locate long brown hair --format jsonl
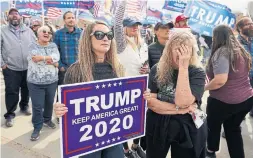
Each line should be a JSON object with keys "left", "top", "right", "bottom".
{"left": 77, "top": 21, "right": 124, "bottom": 82}
{"left": 157, "top": 31, "right": 201, "bottom": 86}
{"left": 207, "top": 25, "right": 251, "bottom": 72}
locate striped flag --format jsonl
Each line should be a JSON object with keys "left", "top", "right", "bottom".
{"left": 125, "top": 0, "right": 147, "bottom": 20}
{"left": 47, "top": 7, "right": 62, "bottom": 19}
{"left": 93, "top": 2, "right": 100, "bottom": 18}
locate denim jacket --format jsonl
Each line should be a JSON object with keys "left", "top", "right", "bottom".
{"left": 237, "top": 35, "right": 253, "bottom": 77}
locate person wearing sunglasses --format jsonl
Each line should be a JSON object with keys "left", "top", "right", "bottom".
{"left": 114, "top": 1, "right": 148, "bottom": 158}
{"left": 27, "top": 25, "right": 60, "bottom": 141}
{"left": 31, "top": 20, "right": 41, "bottom": 37}
{"left": 53, "top": 21, "right": 125, "bottom": 158}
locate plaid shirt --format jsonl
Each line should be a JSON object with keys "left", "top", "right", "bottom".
{"left": 238, "top": 35, "right": 253, "bottom": 77}
{"left": 54, "top": 26, "right": 82, "bottom": 69}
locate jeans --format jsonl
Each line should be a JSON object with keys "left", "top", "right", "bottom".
{"left": 58, "top": 70, "right": 66, "bottom": 85}
{"left": 206, "top": 97, "right": 253, "bottom": 158}
{"left": 28, "top": 82, "right": 58, "bottom": 130}
{"left": 79, "top": 144, "right": 124, "bottom": 158}
{"left": 2, "top": 68, "right": 29, "bottom": 119}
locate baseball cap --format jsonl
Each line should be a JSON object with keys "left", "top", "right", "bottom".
{"left": 175, "top": 15, "right": 189, "bottom": 23}
{"left": 154, "top": 21, "right": 174, "bottom": 31}
{"left": 123, "top": 17, "right": 142, "bottom": 27}
{"left": 8, "top": 8, "right": 19, "bottom": 15}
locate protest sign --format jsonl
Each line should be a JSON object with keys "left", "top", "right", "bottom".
{"left": 163, "top": 0, "right": 187, "bottom": 13}
{"left": 184, "top": 0, "right": 236, "bottom": 37}
{"left": 16, "top": 0, "right": 42, "bottom": 16}
{"left": 58, "top": 75, "right": 148, "bottom": 158}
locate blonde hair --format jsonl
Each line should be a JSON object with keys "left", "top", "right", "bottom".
{"left": 78, "top": 21, "right": 124, "bottom": 82}
{"left": 37, "top": 25, "right": 51, "bottom": 34}
{"left": 157, "top": 31, "right": 201, "bottom": 86}
{"left": 124, "top": 26, "right": 144, "bottom": 51}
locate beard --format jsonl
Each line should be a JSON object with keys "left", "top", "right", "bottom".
{"left": 242, "top": 28, "right": 253, "bottom": 37}
{"left": 10, "top": 19, "right": 20, "bottom": 27}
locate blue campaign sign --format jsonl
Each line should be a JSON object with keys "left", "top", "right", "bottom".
{"left": 43, "top": 0, "right": 94, "bottom": 9}
{"left": 58, "top": 75, "right": 148, "bottom": 158}
{"left": 16, "top": 0, "right": 42, "bottom": 16}
{"left": 163, "top": 0, "right": 187, "bottom": 13}
{"left": 184, "top": 0, "right": 236, "bottom": 37}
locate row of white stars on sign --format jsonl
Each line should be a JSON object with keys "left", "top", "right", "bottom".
{"left": 60, "top": 2, "right": 75, "bottom": 5}
{"left": 95, "top": 81, "right": 122, "bottom": 89}
{"left": 95, "top": 137, "right": 121, "bottom": 147}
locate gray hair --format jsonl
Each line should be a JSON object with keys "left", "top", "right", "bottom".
{"left": 37, "top": 25, "right": 51, "bottom": 34}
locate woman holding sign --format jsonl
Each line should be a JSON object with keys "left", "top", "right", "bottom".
{"left": 114, "top": 1, "right": 149, "bottom": 158}
{"left": 143, "top": 31, "right": 207, "bottom": 158}
{"left": 54, "top": 21, "right": 125, "bottom": 158}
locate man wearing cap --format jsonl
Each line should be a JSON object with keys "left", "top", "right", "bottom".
{"left": 1, "top": 8, "right": 36, "bottom": 127}
{"left": 148, "top": 22, "right": 174, "bottom": 69}
{"left": 31, "top": 20, "right": 41, "bottom": 37}
{"left": 175, "top": 14, "right": 190, "bottom": 28}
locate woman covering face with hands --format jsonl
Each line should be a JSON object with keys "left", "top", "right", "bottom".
{"left": 143, "top": 31, "right": 207, "bottom": 158}
{"left": 54, "top": 21, "right": 125, "bottom": 158}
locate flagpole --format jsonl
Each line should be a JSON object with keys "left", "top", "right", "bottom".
{"left": 42, "top": 0, "right": 45, "bottom": 26}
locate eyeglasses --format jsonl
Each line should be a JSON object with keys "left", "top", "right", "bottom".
{"left": 42, "top": 30, "right": 52, "bottom": 35}
{"left": 90, "top": 31, "right": 114, "bottom": 40}
{"left": 244, "top": 23, "right": 253, "bottom": 27}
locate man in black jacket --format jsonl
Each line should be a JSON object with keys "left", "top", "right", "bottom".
{"left": 148, "top": 22, "right": 174, "bottom": 69}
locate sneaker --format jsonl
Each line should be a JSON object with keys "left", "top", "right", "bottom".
{"left": 206, "top": 149, "right": 216, "bottom": 158}
{"left": 124, "top": 150, "right": 139, "bottom": 158}
{"left": 30, "top": 129, "right": 40, "bottom": 141}
{"left": 44, "top": 120, "right": 56, "bottom": 129}
{"left": 20, "top": 109, "right": 32, "bottom": 116}
{"left": 132, "top": 145, "right": 146, "bottom": 158}
{"left": 222, "top": 131, "right": 226, "bottom": 138}
{"left": 5, "top": 118, "right": 14, "bottom": 127}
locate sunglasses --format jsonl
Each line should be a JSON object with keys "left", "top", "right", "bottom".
{"left": 42, "top": 30, "right": 52, "bottom": 35}
{"left": 90, "top": 31, "right": 114, "bottom": 40}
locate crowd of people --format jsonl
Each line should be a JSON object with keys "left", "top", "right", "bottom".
{"left": 1, "top": 1, "right": 253, "bottom": 158}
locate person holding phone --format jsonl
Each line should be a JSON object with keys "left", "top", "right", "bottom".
{"left": 114, "top": 1, "right": 149, "bottom": 157}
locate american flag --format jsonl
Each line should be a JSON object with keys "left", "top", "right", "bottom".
{"left": 93, "top": 2, "right": 100, "bottom": 18}
{"left": 125, "top": 0, "right": 147, "bottom": 20}
{"left": 47, "top": 7, "right": 62, "bottom": 19}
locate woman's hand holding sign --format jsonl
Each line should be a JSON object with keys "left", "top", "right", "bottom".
{"left": 54, "top": 103, "right": 68, "bottom": 117}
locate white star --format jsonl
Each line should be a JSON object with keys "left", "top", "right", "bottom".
{"left": 108, "top": 83, "right": 112, "bottom": 87}
{"left": 102, "top": 84, "right": 106, "bottom": 88}
{"left": 101, "top": 141, "right": 105, "bottom": 145}
{"left": 118, "top": 81, "right": 122, "bottom": 86}
{"left": 113, "top": 82, "right": 117, "bottom": 86}
{"left": 107, "top": 139, "right": 111, "bottom": 143}
{"left": 117, "top": 136, "right": 121, "bottom": 140}
{"left": 112, "top": 138, "right": 116, "bottom": 142}
{"left": 95, "top": 85, "right": 100, "bottom": 89}
{"left": 95, "top": 143, "right": 99, "bottom": 147}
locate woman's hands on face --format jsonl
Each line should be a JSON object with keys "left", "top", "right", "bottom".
{"left": 177, "top": 44, "right": 191, "bottom": 69}
{"left": 54, "top": 102, "right": 68, "bottom": 118}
